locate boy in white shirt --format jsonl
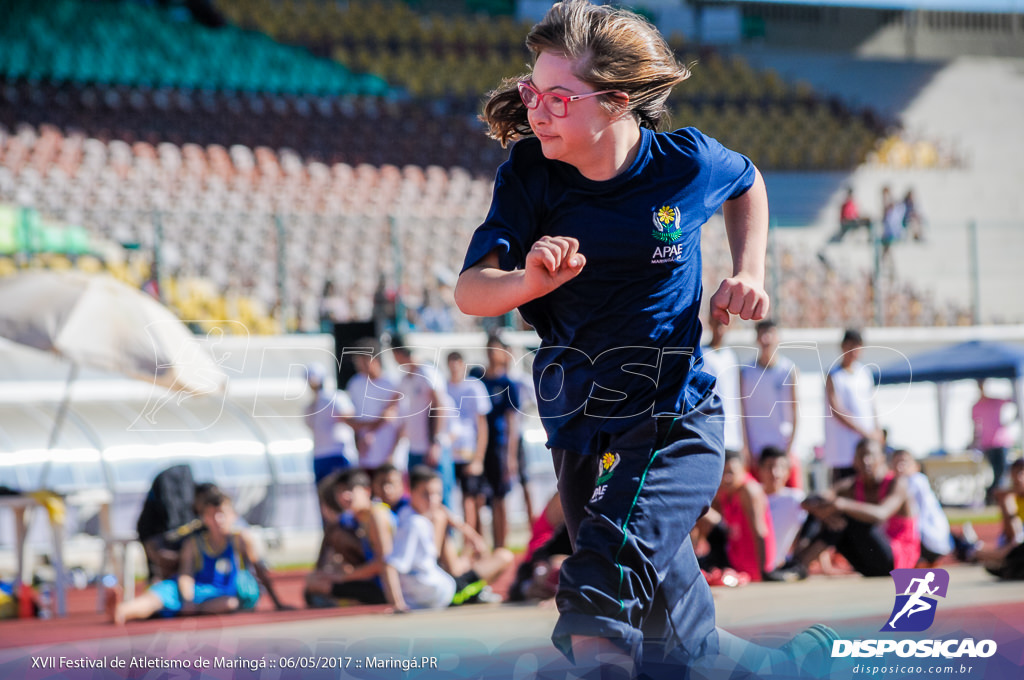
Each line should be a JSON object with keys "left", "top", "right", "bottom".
{"left": 385, "top": 466, "right": 512, "bottom": 611}
{"left": 892, "top": 449, "right": 952, "bottom": 566}
{"left": 759, "top": 446, "right": 807, "bottom": 570}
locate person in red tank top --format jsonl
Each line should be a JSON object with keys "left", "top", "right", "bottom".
{"left": 696, "top": 450, "right": 777, "bottom": 582}
{"left": 773, "top": 438, "right": 918, "bottom": 579}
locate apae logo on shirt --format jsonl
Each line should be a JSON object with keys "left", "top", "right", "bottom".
{"left": 651, "top": 205, "right": 684, "bottom": 263}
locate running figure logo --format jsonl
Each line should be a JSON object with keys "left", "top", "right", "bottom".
{"left": 882, "top": 568, "right": 950, "bottom": 632}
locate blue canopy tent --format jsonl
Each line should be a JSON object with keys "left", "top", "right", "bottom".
{"left": 873, "top": 340, "right": 1024, "bottom": 453}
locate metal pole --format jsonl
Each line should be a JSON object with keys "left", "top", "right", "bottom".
{"left": 872, "top": 220, "right": 883, "bottom": 326}
{"left": 904, "top": 9, "right": 919, "bottom": 60}
{"left": 275, "top": 214, "right": 287, "bottom": 334}
{"left": 390, "top": 215, "right": 408, "bottom": 335}
{"left": 1014, "top": 377, "right": 1024, "bottom": 452}
{"left": 152, "top": 209, "right": 164, "bottom": 303}
{"left": 968, "top": 220, "right": 981, "bottom": 324}
{"left": 768, "top": 218, "right": 780, "bottom": 316}
{"left": 39, "top": 363, "right": 79, "bottom": 489}
{"left": 936, "top": 382, "right": 948, "bottom": 454}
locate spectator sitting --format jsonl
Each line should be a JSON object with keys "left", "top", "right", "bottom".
{"left": 829, "top": 187, "right": 871, "bottom": 243}
{"left": 776, "top": 438, "right": 919, "bottom": 580}
{"left": 758, "top": 446, "right": 807, "bottom": 570}
{"left": 383, "top": 466, "right": 513, "bottom": 611}
{"left": 109, "top": 486, "right": 287, "bottom": 624}
{"left": 421, "top": 486, "right": 515, "bottom": 602}
{"left": 135, "top": 465, "right": 203, "bottom": 583}
{"left": 696, "top": 450, "right": 776, "bottom": 583}
{"left": 995, "top": 458, "right": 1024, "bottom": 547}
{"left": 371, "top": 463, "right": 409, "bottom": 516}
{"left": 891, "top": 449, "right": 952, "bottom": 567}
{"left": 304, "top": 469, "right": 394, "bottom": 608}
{"left": 962, "top": 458, "right": 1024, "bottom": 580}
{"left": 508, "top": 492, "right": 571, "bottom": 603}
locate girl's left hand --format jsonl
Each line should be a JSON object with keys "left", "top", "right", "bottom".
{"left": 709, "top": 274, "right": 769, "bottom": 325}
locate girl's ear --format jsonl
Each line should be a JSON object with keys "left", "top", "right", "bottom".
{"left": 607, "top": 92, "right": 632, "bottom": 119}
{"left": 608, "top": 91, "right": 630, "bottom": 107}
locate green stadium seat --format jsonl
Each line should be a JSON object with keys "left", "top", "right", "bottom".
{"left": 0, "top": 0, "right": 392, "bottom": 98}
{"left": 0, "top": 206, "right": 19, "bottom": 255}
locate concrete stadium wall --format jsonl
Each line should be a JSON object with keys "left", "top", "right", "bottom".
{"left": 730, "top": 4, "right": 1024, "bottom": 58}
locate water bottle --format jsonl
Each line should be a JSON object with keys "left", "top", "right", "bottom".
{"left": 38, "top": 584, "right": 52, "bottom": 619}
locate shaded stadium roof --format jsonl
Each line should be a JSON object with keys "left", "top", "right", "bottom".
{"left": 728, "top": 1, "right": 1023, "bottom": 13}
{"left": 873, "top": 340, "right": 1024, "bottom": 385}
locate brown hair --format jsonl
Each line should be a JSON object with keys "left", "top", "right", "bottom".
{"left": 194, "top": 483, "right": 229, "bottom": 512}
{"left": 481, "top": 0, "right": 690, "bottom": 147}
{"left": 409, "top": 464, "right": 441, "bottom": 491}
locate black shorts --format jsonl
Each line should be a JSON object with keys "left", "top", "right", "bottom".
{"left": 482, "top": 441, "right": 510, "bottom": 500}
{"left": 516, "top": 438, "right": 529, "bottom": 485}
{"left": 831, "top": 466, "right": 857, "bottom": 484}
{"left": 803, "top": 515, "right": 894, "bottom": 577}
{"left": 454, "top": 463, "right": 487, "bottom": 497}
{"left": 304, "top": 579, "right": 386, "bottom": 607}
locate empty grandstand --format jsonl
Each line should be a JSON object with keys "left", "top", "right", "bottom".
{"left": 3, "top": 0, "right": 1002, "bottom": 332}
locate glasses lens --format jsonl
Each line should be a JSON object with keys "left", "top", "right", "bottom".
{"left": 519, "top": 83, "right": 538, "bottom": 109}
{"left": 548, "top": 95, "right": 567, "bottom": 117}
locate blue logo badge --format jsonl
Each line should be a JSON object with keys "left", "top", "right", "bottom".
{"left": 882, "top": 568, "right": 949, "bottom": 632}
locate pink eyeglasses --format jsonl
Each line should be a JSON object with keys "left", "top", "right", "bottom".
{"left": 517, "top": 80, "right": 619, "bottom": 118}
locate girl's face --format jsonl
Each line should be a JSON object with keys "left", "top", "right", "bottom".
{"left": 526, "top": 52, "right": 620, "bottom": 171}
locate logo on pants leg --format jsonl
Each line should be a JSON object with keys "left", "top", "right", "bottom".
{"left": 596, "top": 452, "right": 621, "bottom": 485}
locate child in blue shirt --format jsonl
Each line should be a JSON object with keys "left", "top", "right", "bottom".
{"left": 455, "top": 2, "right": 835, "bottom": 677}
{"left": 110, "top": 486, "right": 285, "bottom": 624}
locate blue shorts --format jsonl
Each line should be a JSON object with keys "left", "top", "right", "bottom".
{"left": 149, "top": 575, "right": 259, "bottom": 616}
{"left": 551, "top": 391, "right": 725, "bottom": 668}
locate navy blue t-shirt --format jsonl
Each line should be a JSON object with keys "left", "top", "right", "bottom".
{"left": 461, "top": 127, "right": 755, "bottom": 456}
{"left": 480, "top": 373, "right": 521, "bottom": 451}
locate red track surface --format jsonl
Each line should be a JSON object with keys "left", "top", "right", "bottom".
{"left": 0, "top": 521, "right": 1007, "bottom": 651}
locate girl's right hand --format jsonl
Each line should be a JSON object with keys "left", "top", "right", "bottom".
{"left": 524, "top": 236, "right": 586, "bottom": 296}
